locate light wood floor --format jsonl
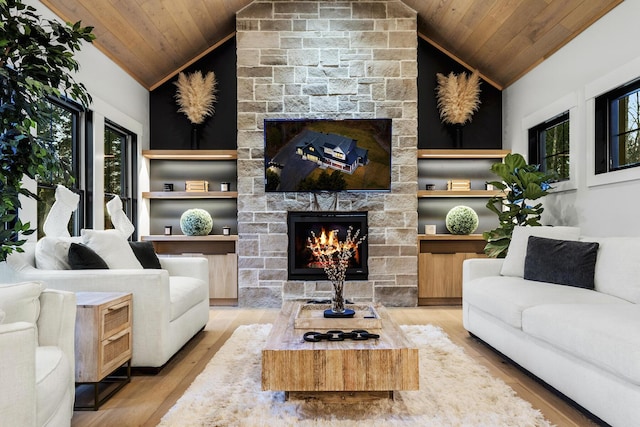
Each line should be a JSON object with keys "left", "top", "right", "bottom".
{"left": 71, "top": 306, "right": 604, "bottom": 427}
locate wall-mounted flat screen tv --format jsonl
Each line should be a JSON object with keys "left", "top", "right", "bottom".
{"left": 264, "top": 118, "right": 392, "bottom": 192}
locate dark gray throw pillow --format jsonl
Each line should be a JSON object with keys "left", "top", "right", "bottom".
{"left": 524, "top": 236, "right": 599, "bottom": 289}
{"left": 68, "top": 243, "right": 109, "bottom": 270}
{"left": 129, "top": 241, "right": 162, "bottom": 269}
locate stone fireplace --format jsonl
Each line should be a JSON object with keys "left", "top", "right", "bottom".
{"left": 236, "top": 1, "right": 418, "bottom": 307}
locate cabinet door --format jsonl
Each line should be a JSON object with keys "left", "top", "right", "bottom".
{"left": 418, "top": 252, "right": 486, "bottom": 301}
{"left": 206, "top": 253, "right": 238, "bottom": 300}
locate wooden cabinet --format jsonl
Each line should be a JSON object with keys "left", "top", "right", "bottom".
{"left": 74, "top": 292, "right": 132, "bottom": 410}
{"left": 418, "top": 235, "right": 486, "bottom": 305}
{"left": 417, "top": 150, "right": 508, "bottom": 305}
{"left": 142, "top": 235, "right": 238, "bottom": 306}
{"left": 141, "top": 149, "right": 239, "bottom": 305}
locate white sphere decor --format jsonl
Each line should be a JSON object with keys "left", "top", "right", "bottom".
{"left": 445, "top": 205, "right": 479, "bottom": 235}
{"left": 180, "top": 208, "right": 213, "bottom": 236}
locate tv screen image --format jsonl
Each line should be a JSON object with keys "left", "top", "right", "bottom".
{"left": 264, "top": 118, "right": 392, "bottom": 192}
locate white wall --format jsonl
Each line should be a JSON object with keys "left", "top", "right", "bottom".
{"left": 20, "top": 1, "right": 150, "bottom": 236}
{"left": 503, "top": 0, "right": 640, "bottom": 237}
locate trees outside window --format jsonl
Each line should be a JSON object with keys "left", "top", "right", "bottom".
{"left": 528, "top": 111, "right": 570, "bottom": 182}
{"left": 595, "top": 78, "right": 640, "bottom": 174}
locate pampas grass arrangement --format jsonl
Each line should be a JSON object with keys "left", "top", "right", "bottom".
{"left": 174, "top": 71, "right": 217, "bottom": 124}
{"left": 435, "top": 70, "right": 481, "bottom": 125}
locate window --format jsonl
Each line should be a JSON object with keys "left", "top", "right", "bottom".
{"left": 104, "top": 120, "right": 137, "bottom": 238}
{"left": 528, "top": 111, "right": 570, "bottom": 182}
{"left": 36, "top": 98, "right": 84, "bottom": 238}
{"left": 595, "top": 78, "right": 640, "bottom": 174}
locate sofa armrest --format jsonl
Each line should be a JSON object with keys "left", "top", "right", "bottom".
{"left": 0, "top": 322, "right": 37, "bottom": 426}
{"left": 159, "top": 256, "right": 209, "bottom": 284}
{"left": 462, "top": 258, "right": 504, "bottom": 284}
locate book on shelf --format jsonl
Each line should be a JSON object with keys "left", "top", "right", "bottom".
{"left": 447, "top": 179, "right": 471, "bottom": 191}
{"left": 185, "top": 180, "right": 209, "bottom": 192}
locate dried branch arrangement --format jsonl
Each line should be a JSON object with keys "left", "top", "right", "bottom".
{"left": 174, "top": 71, "right": 218, "bottom": 124}
{"left": 435, "top": 70, "right": 481, "bottom": 125}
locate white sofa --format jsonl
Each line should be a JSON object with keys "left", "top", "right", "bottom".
{"left": 463, "top": 227, "right": 640, "bottom": 427}
{"left": 0, "top": 282, "right": 76, "bottom": 427}
{"left": 3, "top": 243, "right": 210, "bottom": 369}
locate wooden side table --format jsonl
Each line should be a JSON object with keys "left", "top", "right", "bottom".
{"left": 74, "top": 292, "right": 132, "bottom": 410}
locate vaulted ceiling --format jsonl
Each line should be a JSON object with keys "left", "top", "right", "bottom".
{"left": 40, "top": 0, "right": 623, "bottom": 91}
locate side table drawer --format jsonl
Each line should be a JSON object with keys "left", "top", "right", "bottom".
{"left": 100, "top": 328, "right": 132, "bottom": 379}
{"left": 101, "top": 300, "right": 131, "bottom": 340}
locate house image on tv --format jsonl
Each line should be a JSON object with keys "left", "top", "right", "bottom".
{"left": 294, "top": 130, "right": 369, "bottom": 174}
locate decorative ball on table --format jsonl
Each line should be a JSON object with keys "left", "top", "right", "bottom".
{"left": 445, "top": 205, "right": 479, "bottom": 235}
{"left": 179, "top": 208, "right": 213, "bottom": 236}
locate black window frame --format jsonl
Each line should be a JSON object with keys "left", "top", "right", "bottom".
{"left": 36, "top": 96, "right": 86, "bottom": 237}
{"left": 103, "top": 119, "right": 138, "bottom": 240}
{"left": 595, "top": 77, "right": 640, "bottom": 174}
{"left": 528, "top": 110, "right": 570, "bottom": 182}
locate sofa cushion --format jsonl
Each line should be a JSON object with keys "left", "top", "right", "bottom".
{"left": 81, "top": 229, "right": 143, "bottom": 270}
{"left": 522, "top": 304, "right": 640, "bottom": 385}
{"left": 0, "top": 308, "right": 5, "bottom": 324}
{"left": 35, "top": 346, "right": 71, "bottom": 427}
{"left": 501, "top": 226, "right": 581, "bottom": 278}
{"left": 463, "top": 276, "right": 627, "bottom": 329}
{"left": 169, "top": 277, "right": 209, "bottom": 322}
{"left": 35, "top": 236, "right": 82, "bottom": 270}
{"left": 583, "top": 237, "right": 640, "bottom": 303}
{"left": 129, "top": 241, "right": 162, "bottom": 269}
{"left": 68, "top": 243, "right": 109, "bottom": 270}
{"left": 524, "top": 236, "right": 599, "bottom": 289}
{"left": 0, "top": 282, "right": 44, "bottom": 326}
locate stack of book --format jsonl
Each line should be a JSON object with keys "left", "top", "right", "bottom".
{"left": 447, "top": 179, "right": 471, "bottom": 191}
{"left": 185, "top": 180, "right": 209, "bottom": 192}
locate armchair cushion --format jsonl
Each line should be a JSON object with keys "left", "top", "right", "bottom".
{"left": 36, "top": 346, "right": 71, "bottom": 427}
{"left": 0, "top": 282, "right": 44, "bottom": 325}
{"left": 81, "top": 229, "right": 143, "bottom": 269}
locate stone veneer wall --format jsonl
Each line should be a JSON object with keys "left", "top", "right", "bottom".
{"left": 236, "top": 0, "right": 418, "bottom": 307}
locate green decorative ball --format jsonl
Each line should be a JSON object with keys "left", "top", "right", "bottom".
{"left": 445, "top": 205, "right": 479, "bottom": 235}
{"left": 180, "top": 208, "right": 213, "bottom": 236}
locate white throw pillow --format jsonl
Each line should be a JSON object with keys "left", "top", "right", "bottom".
{"left": 0, "top": 282, "right": 44, "bottom": 325}
{"left": 81, "top": 229, "right": 143, "bottom": 270}
{"left": 500, "top": 225, "right": 581, "bottom": 278}
{"left": 35, "top": 236, "right": 83, "bottom": 270}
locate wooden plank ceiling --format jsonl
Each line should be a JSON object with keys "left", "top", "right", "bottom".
{"left": 40, "top": 0, "right": 623, "bottom": 91}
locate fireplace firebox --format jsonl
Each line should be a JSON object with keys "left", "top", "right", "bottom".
{"left": 287, "top": 211, "right": 368, "bottom": 281}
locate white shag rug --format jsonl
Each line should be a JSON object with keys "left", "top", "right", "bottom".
{"left": 159, "top": 324, "right": 552, "bottom": 427}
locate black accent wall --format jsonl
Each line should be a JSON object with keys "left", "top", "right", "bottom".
{"left": 150, "top": 37, "right": 237, "bottom": 150}
{"left": 417, "top": 37, "right": 502, "bottom": 149}
{"left": 150, "top": 36, "right": 501, "bottom": 151}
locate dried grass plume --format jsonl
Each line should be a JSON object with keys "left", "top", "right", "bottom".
{"left": 436, "top": 70, "right": 481, "bottom": 125}
{"left": 174, "top": 71, "right": 218, "bottom": 125}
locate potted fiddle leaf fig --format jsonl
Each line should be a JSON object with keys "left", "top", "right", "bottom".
{"left": 0, "top": 0, "right": 95, "bottom": 261}
{"left": 483, "top": 153, "right": 555, "bottom": 258}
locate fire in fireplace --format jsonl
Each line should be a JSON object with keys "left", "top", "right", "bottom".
{"left": 287, "top": 211, "right": 368, "bottom": 280}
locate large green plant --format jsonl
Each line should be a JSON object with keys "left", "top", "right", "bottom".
{"left": 483, "top": 153, "right": 555, "bottom": 258}
{"left": 0, "top": 0, "right": 94, "bottom": 261}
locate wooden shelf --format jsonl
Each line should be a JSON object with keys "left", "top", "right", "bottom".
{"left": 142, "top": 150, "right": 237, "bottom": 160}
{"left": 142, "top": 191, "right": 238, "bottom": 199}
{"left": 418, "top": 234, "right": 485, "bottom": 241}
{"left": 141, "top": 235, "right": 238, "bottom": 242}
{"left": 418, "top": 190, "right": 502, "bottom": 198}
{"left": 417, "top": 149, "right": 510, "bottom": 159}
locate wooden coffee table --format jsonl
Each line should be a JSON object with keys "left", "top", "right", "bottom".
{"left": 262, "top": 302, "right": 419, "bottom": 400}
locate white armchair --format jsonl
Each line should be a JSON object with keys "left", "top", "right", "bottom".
{"left": 0, "top": 283, "right": 76, "bottom": 427}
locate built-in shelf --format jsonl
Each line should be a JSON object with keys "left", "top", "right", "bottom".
{"left": 141, "top": 235, "right": 238, "bottom": 242}
{"left": 418, "top": 149, "right": 510, "bottom": 159}
{"left": 142, "top": 191, "right": 238, "bottom": 199}
{"left": 418, "top": 190, "right": 503, "bottom": 198}
{"left": 142, "top": 150, "right": 237, "bottom": 160}
{"left": 418, "top": 234, "right": 485, "bottom": 240}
